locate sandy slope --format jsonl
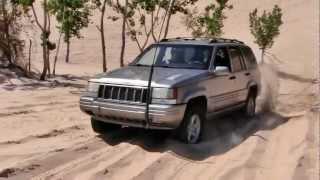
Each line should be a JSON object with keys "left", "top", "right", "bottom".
{"left": 0, "top": 0, "right": 319, "bottom": 179}
{"left": 0, "top": 83, "right": 317, "bottom": 180}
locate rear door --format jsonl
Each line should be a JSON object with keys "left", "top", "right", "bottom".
{"left": 228, "top": 46, "right": 249, "bottom": 104}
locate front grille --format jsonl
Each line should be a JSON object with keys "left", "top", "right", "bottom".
{"left": 98, "top": 85, "right": 149, "bottom": 103}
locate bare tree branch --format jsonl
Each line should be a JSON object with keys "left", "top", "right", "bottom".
{"left": 125, "top": 20, "right": 143, "bottom": 52}
{"left": 96, "top": 25, "right": 101, "bottom": 32}
{"left": 163, "top": 0, "right": 175, "bottom": 39}
{"left": 31, "top": 4, "right": 44, "bottom": 31}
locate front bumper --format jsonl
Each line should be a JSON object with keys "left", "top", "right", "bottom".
{"left": 80, "top": 97, "right": 186, "bottom": 129}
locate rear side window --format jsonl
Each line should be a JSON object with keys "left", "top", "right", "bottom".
{"left": 228, "top": 46, "right": 244, "bottom": 72}
{"left": 241, "top": 46, "right": 257, "bottom": 69}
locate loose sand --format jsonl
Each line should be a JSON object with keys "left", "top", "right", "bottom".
{"left": 0, "top": 0, "right": 319, "bottom": 179}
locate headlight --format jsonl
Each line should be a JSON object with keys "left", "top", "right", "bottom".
{"left": 152, "top": 88, "right": 177, "bottom": 99}
{"left": 87, "top": 82, "right": 99, "bottom": 93}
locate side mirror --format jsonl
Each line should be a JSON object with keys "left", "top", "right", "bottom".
{"left": 213, "top": 66, "right": 230, "bottom": 76}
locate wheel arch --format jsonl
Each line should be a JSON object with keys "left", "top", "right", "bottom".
{"left": 247, "top": 82, "right": 258, "bottom": 98}
{"left": 185, "top": 96, "right": 208, "bottom": 114}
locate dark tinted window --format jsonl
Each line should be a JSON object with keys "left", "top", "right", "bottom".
{"left": 241, "top": 46, "right": 257, "bottom": 69}
{"left": 229, "top": 46, "right": 244, "bottom": 72}
{"left": 213, "top": 47, "right": 231, "bottom": 72}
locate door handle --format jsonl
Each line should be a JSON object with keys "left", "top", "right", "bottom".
{"left": 245, "top": 72, "right": 251, "bottom": 76}
{"left": 229, "top": 76, "right": 236, "bottom": 80}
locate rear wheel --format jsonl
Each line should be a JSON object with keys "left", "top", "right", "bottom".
{"left": 244, "top": 92, "right": 256, "bottom": 118}
{"left": 177, "top": 106, "right": 204, "bottom": 144}
{"left": 91, "top": 117, "right": 121, "bottom": 134}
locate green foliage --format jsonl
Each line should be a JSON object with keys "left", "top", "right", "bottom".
{"left": 184, "top": 0, "right": 232, "bottom": 38}
{"left": 48, "top": 0, "right": 91, "bottom": 42}
{"left": 132, "top": 0, "right": 197, "bottom": 14}
{"left": 91, "top": 0, "right": 104, "bottom": 7}
{"left": 11, "top": 0, "right": 35, "bottom": 13}
{"left": 110, "top": 0, "right": 198, "bottom": 47}
{"left": 249, "top": 5, "right": 283, "bottom": 50}
{"left": 12, "top": 0, "right": 35, "bottom": 7}
{"left": 128, "top": 0, "right": 198, "bottom": 24}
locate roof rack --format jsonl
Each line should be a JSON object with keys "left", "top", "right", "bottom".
{"left": 160, "top": 37, "right": 197, "bottom": 42}
{"left": 209, "top": 38, "right": 244, "bottom": 44}
{"left": 160, "top": 37, "right": 244, "bottom": 44}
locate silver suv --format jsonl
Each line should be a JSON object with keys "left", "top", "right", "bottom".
{"left": 80, "top": 38, "right": 261, "bottom": 144}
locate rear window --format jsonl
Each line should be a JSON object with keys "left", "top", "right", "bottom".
{"left": 229, "top": 46, "right": 245, "bottom": 72}
{"left": 241, "top": 46, "right": 257, "bottom": 69}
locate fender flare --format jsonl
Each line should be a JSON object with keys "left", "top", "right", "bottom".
{"left": 181, "top": 87, "right": 207, "bottom": 104}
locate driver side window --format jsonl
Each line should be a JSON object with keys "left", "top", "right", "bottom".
{"left": 213, "top": 47, "right": 231, "bottom": 72}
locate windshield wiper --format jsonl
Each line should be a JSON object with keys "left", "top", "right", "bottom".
{"left": 154, "top": 65, "right": 179, "bottom": 68}
{"left": 133, "top": 63, "right": 150, "bottom": 67}
{"left": 155, "top": 65, "right": 201, "bottom": 69}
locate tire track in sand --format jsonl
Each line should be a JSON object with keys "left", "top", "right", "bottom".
{"left": 3, "top": 128, "right": 137, "bottom": 180}
{"left": 131, "top": 115, "right": 262, "bottom": 180}
{"left": 292, "top": 111, "right": 319, "bottom": 180}
{"left": 217, "top": 113, "right": 308, "bottom": 180}
{"left": 62, "top": 146, "right": 166, "bottom": 180}
{"left": 31, "top": 141, "right": 135, "bottom": 180}
{"left": 46, "top": 131, "right": 170, "bottom": 180}
{"left": 0, "top": 101, "right": 77, "bottom": 118}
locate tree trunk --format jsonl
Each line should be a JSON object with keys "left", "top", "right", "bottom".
{"left": 46, "top": 12, "right": 51, "bottom": 77}
{"left": 40, "top": 40, "right": 48, "bottom": 80}
{"left": 261, "top": 48, "right": 265, "bottom": 64}
{"left": 53, "top": 32, "right": 62, "bottom": 76}
{"left": 100, "top": 0, "right": 107, "bottom": 72}
{"left": 163, "top": 0, "right": 175, "bottom": 39}
{"left": 1, "top": 0, "right": 12, "bottom": 65}
{"left": 28, "top": 39, "right": 32, "bottom": 73}
{"left": 40, "top": 0, "right": 48, "bottom": 81}
{"left": 120, "top": 0, "right": 127, "bottom": 67}
{"left": 65, "top": 39, "right": 70, "bottom": 63}
{"left": 47, "top": 44, "right": 51, "bottom": 77}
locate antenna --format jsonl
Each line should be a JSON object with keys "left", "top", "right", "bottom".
{"left": 144, "top": 45, "right": 158, "bottom": 129}
{"left": 145, "top": 0, "right": 174, "bottom": 128}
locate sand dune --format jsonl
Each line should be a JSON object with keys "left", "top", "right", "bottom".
{"left": 0, "top": 0, "right": 319, "bottom": 179}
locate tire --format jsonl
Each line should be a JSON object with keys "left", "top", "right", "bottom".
{"left": 91, "top": 117, "right": 121, "bottom": 134}
{"left": 177, "top": 106, "right": 204, "bottom": 144}
{"left": 244, "top": 92, "right": 256, "bottom": 118}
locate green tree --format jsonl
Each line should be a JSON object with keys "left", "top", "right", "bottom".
{"left": 111, "top": 0, "right": 198, "bottom": 54}
{"left": 48, "top": 0, "right": 91, "bottom": 63}
{"left": 112, "top": 0, "right": 128, "bottom": 67}
{"left": 184, "top": 0, "right": 233, "bottom": 38}
{"left": 15, "top": 0, "right": 55, "bottom": 80}
{"left": 249, "top": 5, "right": 283, "bottom": 64}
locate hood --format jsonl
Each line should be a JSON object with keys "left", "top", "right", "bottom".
{"left": 91, "top": 66, "right": 208, "bottom": 88}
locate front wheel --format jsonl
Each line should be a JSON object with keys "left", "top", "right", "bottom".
{"left": 177, "top": 107, "right": 204, "bottom": 144}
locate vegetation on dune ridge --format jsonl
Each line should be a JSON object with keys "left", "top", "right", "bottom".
{"left": 48, "top": 0, "right": 91, "bottom": 64}
{"left": 0, "top": 0, "right": 283, "bottom": 81}
{"left": 249, "top": 5, "right": 283, "bottom": 64}
{"left": 184, "top": 0, "right": 233, "bottom": 38}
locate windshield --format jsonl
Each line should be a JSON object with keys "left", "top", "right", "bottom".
{"left": 131, "top": 44, "right": 213, "bottom": 69}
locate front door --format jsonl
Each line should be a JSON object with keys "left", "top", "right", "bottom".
{"left": 207, "top": 46, "right": 238, "bottom": 112}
